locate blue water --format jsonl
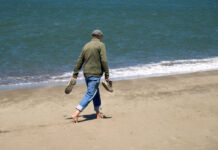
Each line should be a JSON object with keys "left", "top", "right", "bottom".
{"left": 0, "top": 0, "right": 218, "bottom": 89}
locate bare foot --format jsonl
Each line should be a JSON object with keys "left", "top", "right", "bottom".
{"left": 72, "top": 115, "right": 78, "bottom": 123}
{"left": 96, "top": 112, "right": 103, "bottom": 119}
{"left": 72, "top": 110, "right": 80, "bottom": 123}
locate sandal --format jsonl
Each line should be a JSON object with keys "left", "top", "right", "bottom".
{"left": 65, "top": 78, "right": 76, "bottom": 94}
{"left": 102, "top": 80, "right": 113, "bottom": 92}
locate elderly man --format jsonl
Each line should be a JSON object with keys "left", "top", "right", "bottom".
{"left": 71, "top": 29, "right": 110, "bottom": 123}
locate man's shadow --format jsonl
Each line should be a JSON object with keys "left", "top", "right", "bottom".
{"left": 66, "top": 113, "right": 112, "bottom": 123}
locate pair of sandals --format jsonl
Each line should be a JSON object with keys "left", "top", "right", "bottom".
{"left": 64, "top": 78, "right": 77, "bottom": 94}
{"left": 65, "top": 78, "right": 113, "bottom": 94}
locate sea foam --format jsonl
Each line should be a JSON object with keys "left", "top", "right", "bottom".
{"left": 1, "top": 57, "right": 218, "bottom": 90}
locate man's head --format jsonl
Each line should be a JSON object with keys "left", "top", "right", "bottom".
{"left": 92, "top": 29, "right": 103, "bottom": 41}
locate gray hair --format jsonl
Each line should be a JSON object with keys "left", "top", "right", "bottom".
{"left": 92, "top": 29, "right": 103, "bottom": 36}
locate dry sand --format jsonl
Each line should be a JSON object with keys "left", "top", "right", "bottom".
{"left": 0, "top": 70, "right": 218, "bottom": 150}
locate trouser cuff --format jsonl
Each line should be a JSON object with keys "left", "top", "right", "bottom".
{"left": 76, "top": 105, "right": 83, "bottom": 111}
{"left": 94, "top": 106, "right": 102, "bottom": 111}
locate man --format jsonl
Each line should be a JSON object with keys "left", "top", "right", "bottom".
{"left": 71, "top": 29, "right": 110, "bottom": 123}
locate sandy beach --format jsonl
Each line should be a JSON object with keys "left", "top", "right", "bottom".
{"left": 0, "top": 70, "right": 218, "bottom": 150}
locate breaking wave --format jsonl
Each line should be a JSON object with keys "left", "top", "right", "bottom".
{"left": 1, "top": 57, "right": 218, "bottom": 90}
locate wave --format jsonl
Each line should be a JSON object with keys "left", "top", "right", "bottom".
{"left": 109, "top": 57, "right": 218, "bottom": 79}
{"left": 1, "top": 57, "right": 218, "bottom": 90}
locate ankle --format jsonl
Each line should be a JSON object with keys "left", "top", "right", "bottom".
{"left": 96, "top": 111, "right": 101, "bottom": 115}
{"left": 96, "top": 111, "right": 103, "bottom": 119}
{"left": 73, "top": 110, "right": 81, "bottom": 117}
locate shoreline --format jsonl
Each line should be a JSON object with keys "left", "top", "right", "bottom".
{"left": 1, "top": 70, "right": 218, "bottom": 150}
{"left": 1, "top": 69, "right": 218, "bottom": 92}
{"left": 1, "top": 56, "right": 218, "bottom": 91}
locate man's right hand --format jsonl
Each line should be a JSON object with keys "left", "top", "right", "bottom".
{"left": 72, "top": 77, "right": 77, "bottom": 81}
{"left": 105, "top": 78, "right": 110, "bottom": 82}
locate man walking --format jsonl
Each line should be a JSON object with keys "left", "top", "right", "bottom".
{"left": 71, "top": 29, "right": 109, "bottom": 123}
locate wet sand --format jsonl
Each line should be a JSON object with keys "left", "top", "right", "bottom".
{"left": 0, "top": 70, "right": 218, "bottom": 150}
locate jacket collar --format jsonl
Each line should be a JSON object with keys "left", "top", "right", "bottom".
{"left": 91, "top": 37, "right": 100, "bottom": 41}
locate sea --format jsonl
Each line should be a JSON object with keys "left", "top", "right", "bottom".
{"left": 0, "top": 0, "right": 218, "bottom": 90}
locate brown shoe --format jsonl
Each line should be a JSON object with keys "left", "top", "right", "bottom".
{"left": 65, "top": 78, "right": 76, "bottom": 94}
{"left": 102, "top": 80, "right": 113, "bottom": 92}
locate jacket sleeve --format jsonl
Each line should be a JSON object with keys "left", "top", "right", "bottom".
{"left": 73, "top": 49, "right": 84, "bottom": 78}
{"left": 100, "top": 43, "right": 109, "bottom": 79}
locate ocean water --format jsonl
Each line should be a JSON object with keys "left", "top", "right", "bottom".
{"left": 0, "top": 0, "right": 218, "bottom": 90}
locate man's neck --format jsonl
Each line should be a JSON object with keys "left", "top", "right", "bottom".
{"left": 92, "top": 37, "right": 100, "bottom": 41}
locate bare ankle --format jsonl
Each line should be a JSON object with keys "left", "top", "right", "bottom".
{"left": 72, "top": 110, "right": 81, "bottom": 123}
{"left": 72, "top": 115, "right": 78, "bottom": 123}
{"left": 96, "top": 111, "right": 103, "bottom": 119}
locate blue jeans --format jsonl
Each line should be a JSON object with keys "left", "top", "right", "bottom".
{"left": 76, "top": 76, "right": 102, "bottom": 112}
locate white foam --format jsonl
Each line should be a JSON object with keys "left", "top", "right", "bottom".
{"left": 40, "top": 57, "right": 218, "bottom": 82}
{"left": 1, "top": 57, "right": 218, "bottom": 90}
{"left": 109, "top": 57, "right": 218, "bottom": 79}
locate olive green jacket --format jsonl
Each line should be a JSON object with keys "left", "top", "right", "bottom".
{"left": 73, "top": 37, "right": 109, "bottom": 79}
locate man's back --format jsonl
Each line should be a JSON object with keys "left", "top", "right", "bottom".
{"left": 73, "top": 37, "right": 109, "bottom": 79}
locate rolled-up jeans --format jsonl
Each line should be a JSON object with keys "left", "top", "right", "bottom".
{"left": 76, "top": 76, "right": 102, "bottom": 112}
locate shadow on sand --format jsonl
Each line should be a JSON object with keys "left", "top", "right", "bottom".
{"left": 66, "top": 113, "right": 112, "bottom": 123}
